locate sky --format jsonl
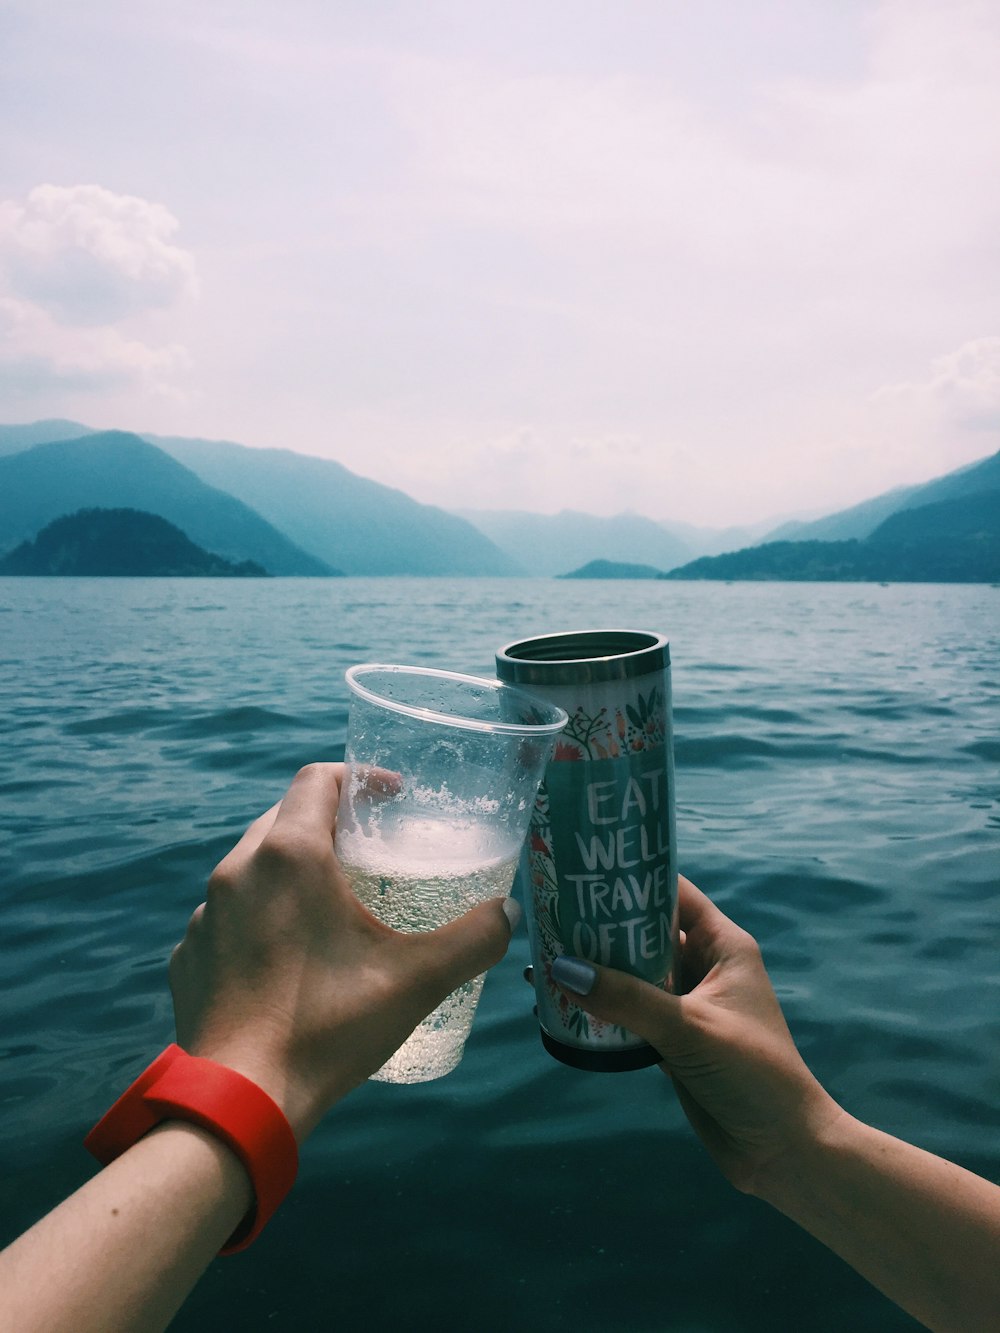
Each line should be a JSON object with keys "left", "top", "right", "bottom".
{"left": 1, "top": 0, "right": 999, "bottom": 527}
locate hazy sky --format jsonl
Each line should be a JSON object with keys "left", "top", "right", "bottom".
{"left": 2, "top": 1, "right": 998, "bottom": 526}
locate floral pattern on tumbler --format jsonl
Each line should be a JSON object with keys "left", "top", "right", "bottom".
{"left": 497, "top": 631, "right": 678, "bottom": 1072}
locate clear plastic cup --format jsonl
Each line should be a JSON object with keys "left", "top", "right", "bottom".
{"left": 337, "top": 664, "right": 568, "bottom": 1083}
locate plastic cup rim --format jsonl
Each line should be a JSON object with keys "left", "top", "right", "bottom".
{"left": 345, "top": 663, "right": 569, "bottom": 736}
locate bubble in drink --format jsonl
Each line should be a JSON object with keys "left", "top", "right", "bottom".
{"left": 338, "top": 821, "right": 520, "bottom": 1083}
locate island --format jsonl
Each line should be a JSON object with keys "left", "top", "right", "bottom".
{"left": 558, "top": 559, "right": 664, "bottom": 580}
{"left": 0, "top": 508, "right": 270, "bottom": 577}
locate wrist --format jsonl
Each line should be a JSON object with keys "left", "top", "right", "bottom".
{"left": 752, "top": 1095, "right": 856, "bottom": 1211}
{"left": 183, "top": 1038, "right": 321, "bottom": 1144}
{"left": 147, "top": 1117, "right": 255, "bottom": 1213}
{"left": 85, "top": 1045, "right": 299, "bottom": 1252}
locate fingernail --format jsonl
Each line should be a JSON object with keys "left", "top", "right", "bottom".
{"left": 551, "top": 955, "right": 597, "bottom": 996}
{"left": 501, "top": 897, "right": 522, "bottom": 933}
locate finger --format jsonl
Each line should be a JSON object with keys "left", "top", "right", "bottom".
{"left": 169, "top": 901, "right": 205, "bottom": 981}
{"left": 675, "top": 875, "right": 750, "bottom": 987}
{"left": 270, "top": 762, "right": 345, "bottom": 836}
{"left": 332, "top": 766, "right": 403, "bottom": 855}
{"left": 355, "top": 765, "right": 403, "bottom": 798}
{"left": 550, "top": 956, "right": 683, "bottom": 1058}
{"left": 236, "top": 802, "right": 282, "bottom": 855}
{"left": 413, "top": 897, "right": 518, "bottom": 996}
{"left": 208, "top": 801, "right": 281, "bottom": 884}
{"left": 677, "top": 875, "right": 732, "bottom": 936}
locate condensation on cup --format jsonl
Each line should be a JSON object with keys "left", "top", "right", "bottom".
{"left": 496, "top": 630, "right": 679, "bottom": 1072}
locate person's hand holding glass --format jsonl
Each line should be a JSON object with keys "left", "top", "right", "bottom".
{"left": 336, "top": 665, "right": 567, "bottom": 1083}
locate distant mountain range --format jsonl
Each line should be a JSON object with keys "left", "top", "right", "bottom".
{"left": 0, "top": 424, "right": 512, "bottom": 576}
{"left": 455, "top": 508, "right": 692, "bottom": 575}
{"left": 455, "top": 506, "right": 780, "bottom": 575}
{"left": 0, "top": 419, "right": 997, "bottom": 581}
{"left": 661, "top": 458, "right": 1000, "bottom": 583}
{"left": 765, "top": 450, "right": 1000, "bottom": 544}
{"left": 0, "top": 507, "right": 269, "bottom": 577}
{"left": 0, "top": 420, "right": 795, "bottom": 575}
{"left": 148, "top": 434, "right": 517, "bottom": 576}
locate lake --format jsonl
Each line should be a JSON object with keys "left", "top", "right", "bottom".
{"left": 1, "top": 577, "right": 998, "bottom": 1332}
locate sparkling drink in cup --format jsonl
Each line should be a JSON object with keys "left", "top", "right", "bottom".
{"left": 336, "top": 664, "right": 568, "bottom": 1084}
{"left": 496, "top": 630, "right": 679, "bottom": 1072}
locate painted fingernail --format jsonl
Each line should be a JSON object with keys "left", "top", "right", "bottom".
{"left": 551, "top": 955, "right": 597, "bottom": 996}
{"left": 501, "top": 897, "right": 522, "bottom": 932}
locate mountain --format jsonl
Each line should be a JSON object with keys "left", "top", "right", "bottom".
{"left": 559, "top": 559, "right": 663, "bottom": 579}
{"left": 662, "top": 488, "right": 1000, "bottom": 583}
{"left": 764, "top": 451, "right": 1000, "bottom": 543}
{"left": 0, "top": 419, "right": 96, "bottom": 455}
{"left": 456, "top": 507, "right": 805, "bottom": 572}
{"left": 867, "top": 490, "right": 1000, "bottom": 571}
{"left": 455, "top": 508, "right": 693, "bottom": 577}
{"left": 0, "top": 432, "right": 335, "bottom": 575}
{"left": 0, "top": 508, "right": 269, "bottom": 576}
{"left": 656, "top": 514, "right": 811, "bottom": 557}
{"left": 4, "top": 420, "right": 997, "bottom": 578}
{"left": 148, "top": 435, "right": 520, "bottom": 577}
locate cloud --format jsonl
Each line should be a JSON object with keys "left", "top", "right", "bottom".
{"left": 0, "top": 184, "right": 198, "bottom": 324}
{"left": 0, "top": 184, "right": 197, "bottom": 393}
{"left": 0, "top": 295, "right": 192, "bottom": 392}
{"left": 873, "top": 336, "right": 1000, "bottom": 434}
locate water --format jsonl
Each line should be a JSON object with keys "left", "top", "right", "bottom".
{"left": 1, "top": 577, "right": 997, "bottom": 1331}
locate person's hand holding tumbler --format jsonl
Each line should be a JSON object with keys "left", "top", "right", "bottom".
{"left": 549, "top": 875, "right": 1000, "bottom": 1333}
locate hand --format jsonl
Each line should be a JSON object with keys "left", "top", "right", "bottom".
{"left": 550, "top": 875, "right": 844, "bottom": 1196}
{"left": 169, "top": 763, "right": 516, "bottom": 1142}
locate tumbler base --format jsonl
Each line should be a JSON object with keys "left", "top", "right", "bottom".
{"left": 540, "top": 1027, "right": 662, "bottom": 1072}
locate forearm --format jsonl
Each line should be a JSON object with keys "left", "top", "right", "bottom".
{"left": 759, "top": 1112, "right": 1000, "bottom": 1333}
{"left": 0, "top": 1122, "right": 253, "bottom": 1333}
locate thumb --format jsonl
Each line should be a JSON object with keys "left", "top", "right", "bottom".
{"left": 415, "top": 896, "right": 520, "bottom": 996}
{"left": 551, "top": 956, "right": 684, "bottom": 1059}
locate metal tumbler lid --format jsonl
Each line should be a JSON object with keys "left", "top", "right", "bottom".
{"left": 496, "top": 629, "right": 669, "bottom": 687}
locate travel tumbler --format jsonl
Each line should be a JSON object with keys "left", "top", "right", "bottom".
{"left": 496, "top": 630, "right": 678, "bottom": 1071}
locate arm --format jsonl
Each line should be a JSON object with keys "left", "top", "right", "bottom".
{"left": 549, "top": 875, "right": 1000, "bottom": 1333}
{"left": 1, "top": 1124, "right": 252, "bottom": 1333}
{"left": 763, "top": 1113, "right": 1000, "bottom": 1333}
{"left": 0, "top": 763, "right": 516, "bottom": 1333}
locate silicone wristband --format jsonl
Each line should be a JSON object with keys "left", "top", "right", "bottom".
{"left": 84, "top": 1045, "right": 299, "bottom": 1253}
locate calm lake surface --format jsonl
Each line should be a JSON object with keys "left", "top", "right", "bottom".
{"left": 1, "top": 577, "right": 998, "bottom": 1332}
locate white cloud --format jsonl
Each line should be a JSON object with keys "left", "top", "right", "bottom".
{"left": 0, "top": 184, "right": 197, "bottom": 394}
{"left": 0, "top": 184, "right": 198, "bottom": 323}
{"left": 873, "top": 336, "right": 1000, "bottom": 434}
{"left": 0, "top": 295, "right": 192, "bottom": 392}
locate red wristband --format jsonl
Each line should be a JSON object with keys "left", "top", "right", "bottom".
{"left": 84, "top": 1045, "right": 299, "bottom": 1253}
